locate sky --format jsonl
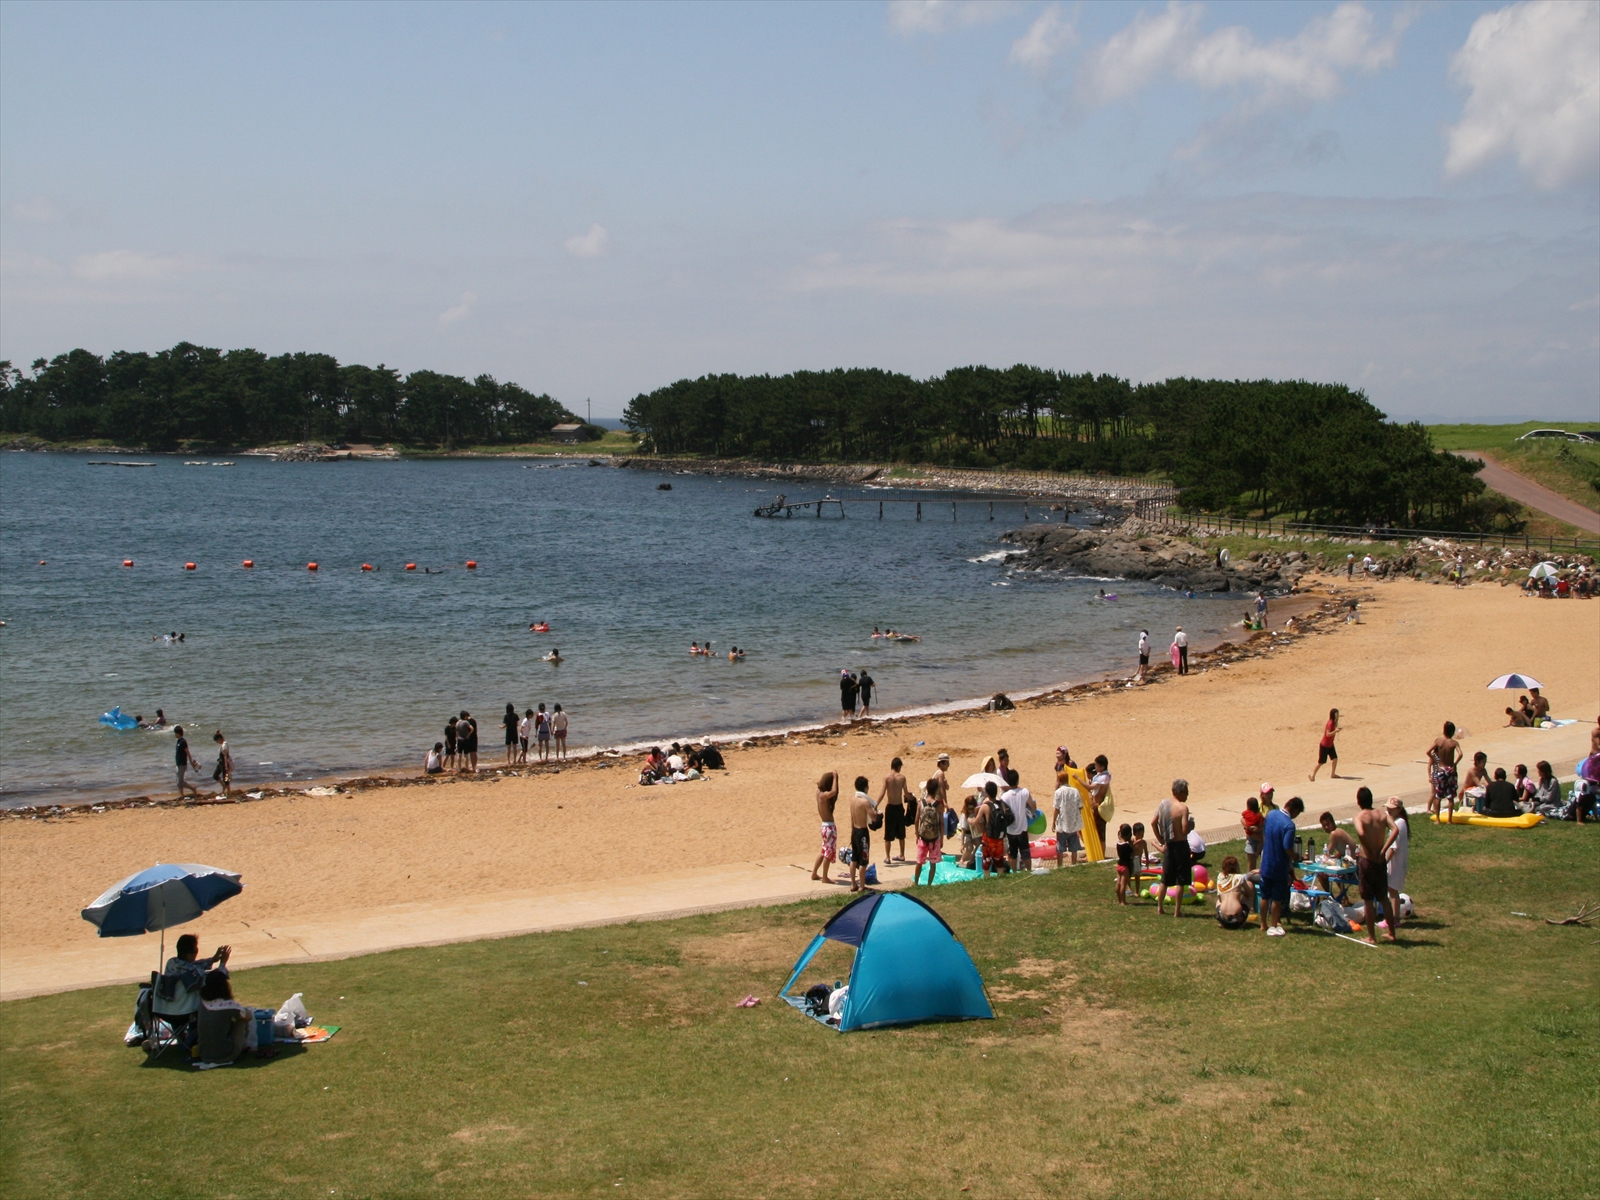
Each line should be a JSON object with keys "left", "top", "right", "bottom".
{"left": 1, "top": 0, "right": 1596, "bottom": 422}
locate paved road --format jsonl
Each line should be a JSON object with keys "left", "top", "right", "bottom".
{"left": 1454, "top": 450, "right": 1600, "bottom": 535}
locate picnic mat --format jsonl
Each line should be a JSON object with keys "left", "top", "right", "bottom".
{"left": 927, "top": 856, "right": 986, "bottom": 886}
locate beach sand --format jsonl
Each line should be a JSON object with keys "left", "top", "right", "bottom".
{"left": 4, "top": 578, "right": 1596, "bottom": 999}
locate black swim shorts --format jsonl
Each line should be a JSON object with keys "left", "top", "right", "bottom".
{"left": 1161, "top": 839, "right": 1191, "bottom": 888}
{"left": 850, "top": 827, "right": 871, "bottom": 864}
{"left": 1318, "top": 743, "right": 1336, "bottom": 764}
{"left": 1007, "top": 832, "right": 1031, "bottom": 860}
{"left": 1357, "top": 853, "right": 1388, "bottom": 901}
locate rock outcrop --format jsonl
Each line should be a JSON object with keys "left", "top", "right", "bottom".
{"left": 1000, "top": 517, "right": 1307, "bottom": 594}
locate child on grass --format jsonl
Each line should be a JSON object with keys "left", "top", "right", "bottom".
{"left": 1114, "top": 822, "right": 1134, "bottom": 904}
{"left": 1131, "top": 822, "right": 1149, "bottom": 897}
{"left": 1241, "top": 796, "right": 1265, "bottom": 871}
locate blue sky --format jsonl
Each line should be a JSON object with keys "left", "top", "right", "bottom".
{"left": 2, "top": 0, "right": 1596, "bottom": 421}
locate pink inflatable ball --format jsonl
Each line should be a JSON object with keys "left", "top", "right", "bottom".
{"left": 1192, "top": 864, "right": 1210, "bottom": 886}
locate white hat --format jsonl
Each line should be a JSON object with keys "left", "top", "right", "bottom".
{"left": 1260, "top": 781, "right": 1274, "bottom": 795}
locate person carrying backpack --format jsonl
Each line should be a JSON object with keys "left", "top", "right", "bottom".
{"left": 978, "top": 781, "right": 1010, "bottom": 879}
{"left": 912, "top": 780, "right": 946, "bottom": 886}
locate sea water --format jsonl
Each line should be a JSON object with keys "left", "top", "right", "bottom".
{"left": 0, "top": 452, "right": 1239, "bottom": 805}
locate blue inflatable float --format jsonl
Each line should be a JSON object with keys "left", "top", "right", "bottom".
{"left": 99, "top": 706, "right": 138, "bottom": 731}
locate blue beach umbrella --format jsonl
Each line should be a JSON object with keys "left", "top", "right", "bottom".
{"left": 1486, "top": 673, "right": 1543, "bottom": 691}
{"left": 81, "top": 865, "right": 243, "bottom": 972}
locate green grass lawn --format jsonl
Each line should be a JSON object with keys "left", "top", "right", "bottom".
{"left": 1429, "top": 422, "right": 1600, "bottom": 514}
{"left": 4, "top": 820, "right": 1596, "bottom": 1199}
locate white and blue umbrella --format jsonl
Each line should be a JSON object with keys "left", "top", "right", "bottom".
{"left": 1528, "top": 562, "right": 1560, "bottom": 580}
{"left": 1486, "top": 673, "right": 1543, "bottom": 691}
{"left": 81, "top": 863, "right": 243, "bottom": 939}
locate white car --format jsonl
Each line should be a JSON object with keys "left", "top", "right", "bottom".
{"left": 1516, "top": 428, "right": 1594, "bottom": 442}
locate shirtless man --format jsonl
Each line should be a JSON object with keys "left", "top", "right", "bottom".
{"left": 878, "top": 758, "right": 913, "bottom": 864}
{"left": 1152, "top": 780, "right": 1192, "bottom": 918}
{"left": 1313, "top": 811, "right": 1357, "bottom": 898}
{"left": 1458, "top": 750, "right": 1490, "bottom": 817}
{"left": 848, "top": 776, "right": 877, "bottom": 893}
{"left": 1352, "top": 787, "right": 1397, "bottom": 944}
{"left": 1426, "top": 721, "right": 1462, "bottom": 819}
{"left": 1528, "top": 688, "right": 1550, "bottom": 723}
{"left": 809, "top": 770, "right": 842, "bottom": 884}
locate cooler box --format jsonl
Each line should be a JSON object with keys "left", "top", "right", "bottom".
{"left": 252, "top": 1008, "right": 275, "bottom": 1048}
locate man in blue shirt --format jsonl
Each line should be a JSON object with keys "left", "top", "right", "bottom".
{"left": 1258, "top": 796, "right": 1304, "bottom": 938}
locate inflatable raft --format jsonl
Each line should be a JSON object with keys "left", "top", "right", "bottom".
{"left": 1432, "top": 810, "right": 1543, "bottom": 829}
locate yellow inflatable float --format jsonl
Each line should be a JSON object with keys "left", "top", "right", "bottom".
{"left": 1432, "top": 811, "right": 1543, "bottom": 828}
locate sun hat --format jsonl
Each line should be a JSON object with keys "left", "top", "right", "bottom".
{"left": 1259, "top": 782, "right": 1274, "bottom": 795}
{"left": 1384, "top": 796, "right": 1405, "bottom": 812}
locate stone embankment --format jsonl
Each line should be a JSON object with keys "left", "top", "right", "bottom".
{"left": 1001, "top": 517, "right": 1308, "bottom": 593}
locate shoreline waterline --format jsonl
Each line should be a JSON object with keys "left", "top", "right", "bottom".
{"left": 2, "top": 587, "right": 1332, "bottom": 816}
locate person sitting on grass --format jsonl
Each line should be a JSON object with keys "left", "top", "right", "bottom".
{"left": 1532, "top": 761, "right": 1562, "bottom": 813}
{"left": 153, "top": 934, "right": 230, "bottom": 1039}
{"left": 1213, "top": 855, "right": 1254, "bottom": 930}
{"left": 1481, "top": 768, "right": 1521, "bottom": 817}
{"left": 196, "top": 970, "right": 276, "bottom": 1064}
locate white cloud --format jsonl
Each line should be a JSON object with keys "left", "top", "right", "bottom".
{"left": 1444, "top": 0, "right": 1600, "bottom": 189}
{"left": 1008, "top": 5, "right": 1077, "bottom": 73}
{"left": 9, "top": 197, "right": 63, "bottom": 223}
{"left": 439, "top": 291, "right": 477, "bottom": 327}
{"left": 71, "top": 250, "right": 203, "bottom": 282}
{"left": 1080, "top": 1, "right": 1412, "bottom": 109}
{"left": 563, "top": 223, "right": 610, "bottom": 258}
{"left": 889, "top": 0, "right": 1011, "bottom": 36}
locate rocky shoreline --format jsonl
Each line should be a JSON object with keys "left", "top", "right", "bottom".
{"left": 1000, "top": 515, "right": 1311, "bottom": 593}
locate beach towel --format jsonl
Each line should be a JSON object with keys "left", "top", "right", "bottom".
{"left": 293, "top": 1025, "right": 340, "bottom": 1044}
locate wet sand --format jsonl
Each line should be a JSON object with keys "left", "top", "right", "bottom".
{"left": 4, "top": 578, "right": 1596, "bottom": 1000}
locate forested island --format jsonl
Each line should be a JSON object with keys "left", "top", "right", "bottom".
{"left": 623, "top": 367, "right": 1506, "bottom": 528}
{"left": 4, "top": 347, "right": 1506, "bottom": 529}
{"left": 0, "top": 344, "right": 595, "bottom": 450}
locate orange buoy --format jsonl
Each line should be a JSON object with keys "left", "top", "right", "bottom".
{"left": 184, "top": 562, "right": 197, "bottom": 571}
{"left": 39, "top": 560, "right": 46, "bottom": 565}
{"left": 307, "top": 562, "right": 318, "bottom": 571}
{"left": 122, "top": 559, "right": 134, "bottom": 567}
{"left": 465, "top": 560, "right": 478, "bottom": 569}
{"left": 242, "top": 559, "right": 254, "bottom": 568}
{"left": 405, "top": 562, "right": 416, "bottom": 571}
{"left": 361, "top": 563, "right": 373, "bottom": 571}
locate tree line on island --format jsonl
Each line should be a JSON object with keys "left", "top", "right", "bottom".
{"left": 622, "top": 366, "right": 1511, "bottom": 530}
{"left": 3, "top": 347, "right": 1508, "bottom": 529}
{"left": 0, "top": 344, "right": 599, "bottom": 450}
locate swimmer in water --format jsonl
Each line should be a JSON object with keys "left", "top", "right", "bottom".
{"left": 872, "top": 626, "right": 883, "bottom": 638}
{"left": 690, "top": 641, "right": 701, "bottom": 656}
{"left": 544, "top": 648, "right": 563, "bottom": 663}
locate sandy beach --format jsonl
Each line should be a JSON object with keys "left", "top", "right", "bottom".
{"left": 4, "top": 577, "right": 1595, "bottom": 1000}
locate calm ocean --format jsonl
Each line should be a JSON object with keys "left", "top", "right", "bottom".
{"left": 0, "top": 452, "right": 1237, "bottom": 805}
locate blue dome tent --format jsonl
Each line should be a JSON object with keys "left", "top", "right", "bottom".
{"left": 780, "top": 892, "right": 993, "bottom": 1032}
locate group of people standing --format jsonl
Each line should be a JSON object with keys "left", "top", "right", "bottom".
{"left": 838, "top": 669, "right": 876, "bottom": 719}
{"left": 425, "top": 704, "right": 571, "bottom": 774}
{"left": 808, "top": 747, "right": 1114, "bottom": 892}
